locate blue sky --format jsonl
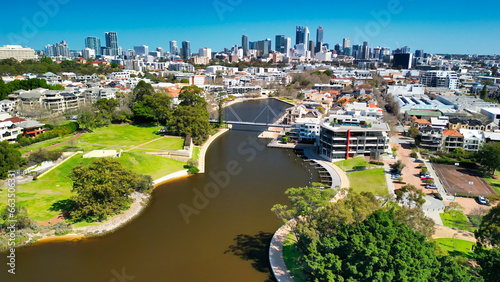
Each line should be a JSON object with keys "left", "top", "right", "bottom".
{"left": 0, "top": 0, "right": 499, "bottom": 55}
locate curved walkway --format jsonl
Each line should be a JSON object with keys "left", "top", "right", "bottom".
{"left": 198, "top": 128, "right": 229, "bottom": 173}
{"left": 269, "top": 148, "right": 350, "bottom": 282}
{"left": 432, "top": 224, "right": 477, "bottom": 243}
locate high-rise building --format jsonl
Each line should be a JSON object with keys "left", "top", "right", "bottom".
{"left": 256, "top": 39, "right": 271, "bottom": 58}
{"left": 352, "top": 44, "right": 361, "bottom": 59}
{"left": 344, "top": 47, "right": 352, "bottom": 56}
{"left": 199, "top": 47, "right": 211, "bottom": 58}
{"left": 275, "top": 35, "right": 287, "bottom": 54}
{"left": 0, "top": 45, "right": 35, "bottom": 61}
{"left": 362, "top": 41, "right": 370, "bottom": 59}
{"left": 304, "top": 26, "right": 310, "bottom": 51}
{"left": 156, "top": 47, "right": 164, "bottom": 57}
{"left": 242, "top": 35, "right": 248, "bottom": 57}
{"left": 181, "top": 41, "right": 191, "bottom": 59}
{"left": 315, "top": 26, "right": 323, "bottom": 53}
{"left": 334, "top": 44, "right": 341, "bottom": 54}
{"left": 85, "top": 36, "right": 101, "bottom": 56}
{"left": 134, "top": 45, "right": 149, "bottom": 56}
{"left": 309, "top": 41, "right": 315, "bottom": 57}
{"left": 285, "top": 37, "right": 291, "bottom": 58}
{"left": 105, "top": 32, "right": 118, "bottom": 56}
{"left": 342, "top": 38, "right": 351, "bottom": 50}
{"left": 393, "top": 53, "right": 413, "bottom": 69}
{"left": 415, "top": 49, "right": 424, "bottom": 58}
{"left": 169, "top": 41, "right": 178, "bottom": 55}
{"left": 402, "top": 46, "right": 411, "bottom": 54}
{"left": 296, "top": 26, "right": 305, "bottom": 45}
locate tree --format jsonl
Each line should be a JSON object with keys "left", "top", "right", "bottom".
{"left": 217, "top": 92, "right": 225, "bottom": 127}
{"left": 475, "top": 247, "right": 500, "bottom": 282}
{"left": 408, "top": 126, "right": 420, "bottom": 139}
{"left": 477, "top": 143, "right": 500, "bottom": 175}
{"left": 68, "top": 158, "right": 152, "bottom": 222}
{"left": 178, "top": 85, "right": 207, "bottom": 107}
{"left": 93, "top": 98, "right": 119, "bottom": 117}
{"left": 475, "top": 204, "right": 500, "bottom": 248}
{"left": 394, "top": 207, "right": 435, "bottom": 238}
{"left": 395, "top": 184, "right": 426, "bottom": 208}
{"left": 169, "top": 105, "right": 210, "bottom": 145}
{"left": 0, "top": 141, "right": 23, "bottom": 179}
{"left": 480, "top": 85, "right": 488, "bottom": 100}
{"left": 132, "top": 93, "right": 172, "bottom": 125}
{"left": 132, "top": 80, "right": 154, "bottom": 102}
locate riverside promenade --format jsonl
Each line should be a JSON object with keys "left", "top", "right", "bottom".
{"left": 198, "top": 128, "right": 229, "bottom": 173}
{"left": 269, "top": 147, "right": 350, "bottom": 282}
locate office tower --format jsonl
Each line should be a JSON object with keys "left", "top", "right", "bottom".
{"left": 402, "top": 46, "right": 411, "bottom": 54}
{"left": 362, "top": 41, "right": 370, "bottom": 59}
{"left": 249, "top": 41, "right": 256, "bottom": 50}
{"left": 275, "top": 35, "right": 286, "bottom": 53}
{"left": 309, "top": 41, "right": 315, "bottom": 57}
{"left": 55, "top": 41, "right": 69, "bottom": 58}
{"left": 134, "top": 45, "right": 149, "bottom": 56}
{"left": 44, "top": 45, "right": 55, "bottom": 57}
{"left": 85, "top": 36, "right": 101, "bottom": 56}
{"left": 105, "top": 32, "right": 118, "bottom": 56}
{"left": 342, "top": 38, "right": 351, "bottom": 50}
{"left": 285, "top": 37, "right": 291, "bottom": 58}
{"left": 415, "top": 49, "right": 424, "bottom": 58}
{"left": 316, "top": 26, "right": 323, "bottom": 53}
{"left": 169, "top": 41, "right": 178, "bottom": 55}
{"left": 296, "top": 26, "right": 305, "bottom": 45}
{"left": 156, "top": 47, "right": 164, "bottom": 57}
{"left": 242, "top": 35, "right": 248, "bottom": 56}
{"left": 181, "top": 41, "right": 191, "bottom": 59}
{"left": 344, "top": 47, "right": 352, "bottom": 56}
{"left": 393, "top": 53, "right": 413, "bottom": 69}
{"left": 373, "top": 47, "right": 383, "bottom": 60}
{"left": 304, "top": 26, "right": 310, "bottom": 51}
{"left": 334, "top": 44, "right": 341, "bottom": 54}
{"left": 256, "top": 39, "right": 271, "bottom": 58}
{"left": 352, "top": 44, "right": 361, "bottom": 59}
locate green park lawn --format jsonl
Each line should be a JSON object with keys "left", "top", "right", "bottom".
{"left": 435, "top": 238, "right": 475, "bottom": 259}
{"left": 283, "top": 233, "right": 307, "bottom": 282}
{"left": 78, "top": 124, "right": 163, "bottom": 148}
{"left": 348, "top": 168, "right": 388, "bottom": 196}
{"left": 19, "top": 134, "right": 76, "bottom": 154}
{"left": 484, "top": 171, "right": 500, "bottom": 195}
{"left": 0, "top": 152, "right": 186, "bottom": 222}
{"left": 440, "top": 210, "right": 474, "bottom": 231}
{"left": 139, "top": 137, "right": 185, "bottom": 151}
{"left": 335, "top": 156, "right": 375, "bottom": 172}
{"left": 193, "top": 146, "right": 201, "bottom": 160}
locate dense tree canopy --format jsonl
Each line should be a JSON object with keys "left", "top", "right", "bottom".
{"left": 68, "top": 158, "right": 152, "bottom": 222}
{"left": 132, "top": 93, "right": 172, "bottom": 125}
{"left": 477, "top": 143, "right": 500, "bottom": 175}
{"left": 132, "top": 80, "right": 155, "bottom": 103}
{"left": 0, "top": 141, "right": 23, "bottom": 179}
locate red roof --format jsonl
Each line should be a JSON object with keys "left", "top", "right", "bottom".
{"left": 443, "top": 130, "right": 463, "bottom": 137}
{"left": 5, "top": 117, "right": 26, "bottom": 123}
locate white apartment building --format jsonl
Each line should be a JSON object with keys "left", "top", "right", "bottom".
{"left": 421, "top": 71, "right": 458, "bottom": 90}
{"left": 199, "top": 48, "right": 212, "bottom": 58}
{"left": 290, "top": 118, "right": 321, "bottom": 143}
{"left": 0, "top": 45, "right": 36, "bottom": 61}
{"left": 0, "top": 120, "right": 21, "bottom": 141}
{"left": 460, "top": 129, "right": 484, "bottom": 152}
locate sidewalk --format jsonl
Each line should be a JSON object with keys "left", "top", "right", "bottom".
{"left": 422, "top": 156, "right": 455, "bottom": 202}
{"left": 198, "top": 129, "right": 229, "bottom": 173}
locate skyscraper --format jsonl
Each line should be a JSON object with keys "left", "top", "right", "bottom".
{"left": 85, "top": 36, "right": 101, "bottom": 56}
{"left": 296, "top": 26, "right": 305, "bottom": 45}
{"left": 304, "top": 26, "right": 310, "bottom": 51}
{"left": 242, "top": 35, "right": 248, "bottom": 57}
{"left": 181, "top": 41, "right": 191, "bottom": 59}
{"left": 316, "top": 26, "right": 323, "bottom": 53}
{"left": 343, "top": 38, "right": 351, "bottom": 50}
{"left": 362, "top": 41, "right": 370, "bottom": 59}
{"left": 105, "top": 32, "right": 118, "bottom": 56}
{"left": 169, "top": 41, "right": 178, "bottom": 55}
{"left": 309, "top": 41, "right": 315, "bottom": 57}
{"left": 285, "top": 37, "right": 291, "bottom": 58}
{"left": 275, "top": 35, "right": 286, "bottom": 54}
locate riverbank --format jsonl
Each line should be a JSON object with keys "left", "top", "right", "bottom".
{"left": 23, "top": 129, "right": 230, "bottom": 247}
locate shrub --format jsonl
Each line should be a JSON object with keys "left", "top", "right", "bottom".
{"left": 52, "top": 221, "right": 72, "bottom": 236}
{"left": 188, "top": 167, "right": 199, "bottom": 174}
{"left": 369, "top": 161, "right": 384, "bottom": 165}
{"left": 410, "top": 152, "right": 418, "bottom": 159}
{"left": 282, "top": 136, "right": 289, "bottom": 143}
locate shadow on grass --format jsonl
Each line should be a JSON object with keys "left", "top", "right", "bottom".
{"left": 224, "top": 231, "right": 276, "bottom": 282}
{"left": 49, "top": 199, "right": 75, "bottom": 217}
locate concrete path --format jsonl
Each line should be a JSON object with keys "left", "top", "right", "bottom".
{"left": 422, "top": 157, "right": 455, "bottom": 202}
{"left": 152, "top": 170, "right": 189, "bottom": 186}
{"left": 269, "top": 148, "right": 350, "bottom": 282}
{"left": 432, "top": 225, "right": 477, "bottom": 243}
{"left": 124, "top": 136, "right": 166, "bottom": 152}
{"left": 198, "top": 129, "right": 229, "bottom": 173}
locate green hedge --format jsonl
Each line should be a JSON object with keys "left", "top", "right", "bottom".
{"left": 17, "top": 121, "right": 79, "bottom": 147}
{"left": 430, "top": 157, "right": 477, "bottom": 169}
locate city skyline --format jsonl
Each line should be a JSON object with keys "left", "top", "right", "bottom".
{"left": 0, "top": 0, "right": 499, "bottom": 55}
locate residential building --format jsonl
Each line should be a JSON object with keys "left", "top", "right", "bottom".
{"left": 181, "top": 41, "right": 191, "bottom": 60}
{"left": 275, "top": 35, "right": 287, "bottom": 54}
{"left": 83, "top": 48, "right": 96, "bottom": 60}
{"left": 83, "top": 88, "right": 116, "bottom": 104}
{"left": 199, "top": 47, "right": 212, "bottom": 58}
{"left": 442, "top": 129, "right": 464, "bottom": 152}
{"left": 85, "top": 37, "right": 101, "bottom": 56}
{"left": 169, "top": 41, "right": 179, "bottom": 55}
{"left": 134, "top": 45, "right": 149, "bottom": 56}
{"left": 105, "top": 32, "right": 119, "bottom": 56}
{"left": 480, "top": 108, "right": 500, "bottom": 126}
{"left": 290, "top": 118, "right": 320, "bottom": 144}
{"left": 421, "top": 71, "right": 458, "bottom": 90}
{"left": 419, "top": 126, "right": 443, "bottom": 152}
{"left": 0, "top": 45, "right": 36, "bottom": 61}
{"left": 319, "top": 116, "right": 390, "bottom": 160}
{"left": 0, "top": 100, "right": 15, "bottom": 113}
{"left": 460, "top": 129, "right": 484, "bottom": 152}
{"left": 0, "top": 120, "right": 20, "bottom": 141}
{"left": 17, "top": 120, "right": 45, "bottom": 137}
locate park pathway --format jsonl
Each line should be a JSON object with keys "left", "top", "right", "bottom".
{"left": 124, "top": 136, "right": 166, "bottom": 152}
{"left": 432, "top": 225, "right": 477, "bottom": 242}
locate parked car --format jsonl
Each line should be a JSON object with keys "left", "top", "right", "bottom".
{"left": 426, "top": 185, "right": 437, "bottom": 189}
{"left": 421, "top": 176, "right": 434, "bottom": 181}
{"left": 477, "top": 196, "right": 487, "bottom": 205}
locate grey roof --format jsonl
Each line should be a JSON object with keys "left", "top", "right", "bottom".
{"left": 17, "top": 120, "right": 44, "bottom": 129}
{"left": 18, "top": 91, "right": 44, "bottom": 99}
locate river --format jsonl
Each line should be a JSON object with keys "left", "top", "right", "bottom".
{"left": 1, "top": 99, "right": 318, "bottom": 282}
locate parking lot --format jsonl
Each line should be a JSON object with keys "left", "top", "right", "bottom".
{"left": 434, "top": 164, "right": 496, "bottom": 197}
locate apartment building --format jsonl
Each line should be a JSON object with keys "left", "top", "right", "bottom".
{"left": 420, "top": 71, "right": 458, "bottom": 90}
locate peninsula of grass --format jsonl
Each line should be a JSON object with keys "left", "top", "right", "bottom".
{"left": 0, "top": 152, "right": 186, "bottom": 222}
{"left": 334, "top": 156, "right": 376, "bottom": 172}
{"left": 283, "top": 233, "right": 307, "bottom": 282}
{"left": 348, "top": 168, "right": 388, "bottom": 196}
{"left": 435, "top": 238, "right": 475, "bottom": 259}
{"left": 440, "top": 210, "right": 474, "bottom": 231}
{"left": 193, "top": 146, "right": 201, "bottom": 160}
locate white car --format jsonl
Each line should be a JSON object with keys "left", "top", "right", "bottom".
{"left": 477, "top": 196, "right": 487, "bottom": 205}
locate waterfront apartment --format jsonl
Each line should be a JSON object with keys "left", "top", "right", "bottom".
{"left": 318, "top": 115, "right": 390, "bottom": 160}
